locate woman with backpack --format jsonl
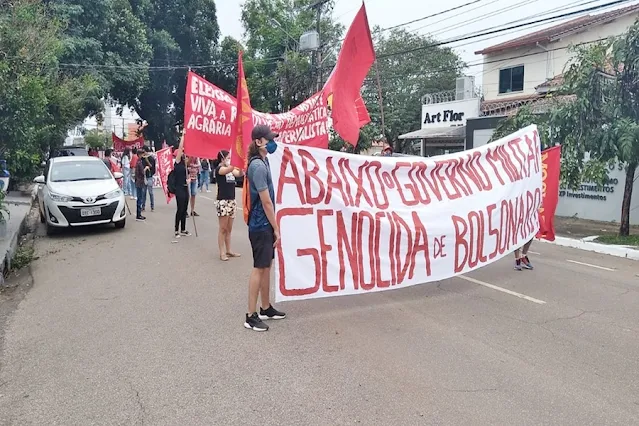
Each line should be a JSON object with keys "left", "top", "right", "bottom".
{"left": 170, "top": 133, "right": 191, "bottom": 238}
{"left": 215, "top": 150, "right": 242, "bottom": 261}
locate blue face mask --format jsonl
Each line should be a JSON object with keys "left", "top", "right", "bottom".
{"left": 266, "top": 139, "right": 278, "bottom": 154}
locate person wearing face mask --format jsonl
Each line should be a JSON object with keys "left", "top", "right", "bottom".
{"left": 243, "top": 124, "right": 286, "bottom": 332}
{"left": 215, "top": 150, "right": 243, "bottom": 261}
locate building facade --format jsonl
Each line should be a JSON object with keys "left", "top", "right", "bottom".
{"left": 468, "top": 4, "right": 639, "bottom": 224}
{"left": 398, "top": 77, "right": 480, "bottom": 156}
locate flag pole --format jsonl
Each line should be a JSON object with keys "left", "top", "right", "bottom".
{"left": 374, "top": 60, "right": 386, "bottom": 140}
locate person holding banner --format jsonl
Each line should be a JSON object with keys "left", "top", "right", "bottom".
{"left": 186, "top": 156, "right": 200, "bottom": 217}
{"left": 214, "top": 150, "right": 242, "bottom": 261}
{"left": 172, "top": 135, "right": 191, "bottom": 237}
{"left": 514, "top": 240, "right": 534, "bottom": 271}
{"left": 244, "top": 125, "right": 286, "bottom": 332}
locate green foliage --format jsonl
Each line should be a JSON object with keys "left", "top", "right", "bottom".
{"left": 241, "top": 0, "right": 343, "bottom": 113}
{"left": 0, "top": 0, "right": 99, "bottom": 171}
{"left": 83, "top": 129, "right": 108, "bottom": 149}
{"left": 490, "top": 20, "right": 639, "bottom": 235}
{"left": 0, "top": 190, "right": 10, "bottom": 224}
{"left": 363, "top": 28, "right": 465, "bottom": 153}
{"left": 7, "top": 149, "right": 40, "bottom": 183}
{"left": 131, "top": 0, "right": 222, "bottom": 147}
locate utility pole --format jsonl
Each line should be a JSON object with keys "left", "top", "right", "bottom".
{"left": 310, "top": 0, "right": 329, "bottom": 91}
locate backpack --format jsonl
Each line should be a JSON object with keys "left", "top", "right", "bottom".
{"left": 243, "top": 157, "right": 266, "bottom": 225}
{"left": 167, "top": 169, "right": 176, "bottom": 195}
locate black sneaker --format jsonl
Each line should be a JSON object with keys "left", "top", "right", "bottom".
{"left": 136, "top": 216, "right": 146, "bottom": 221}
{"left": 259, "top": 305, "right": 286, "bottom": 320}
{"left": 244, "top": 313, "right": 269, "bottom": 332}
{"left": 180, "top": 230, "right": 191, "bottom": 236}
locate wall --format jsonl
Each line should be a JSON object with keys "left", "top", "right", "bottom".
{"left": 480, "top": 13, "right": 638, "bottom": 101}
{"left": 556, "top": 164, "right": 639, "bottom": 225}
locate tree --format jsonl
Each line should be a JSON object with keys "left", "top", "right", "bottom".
{"left": 241, "top": 0, "right": 343, "bottom": 113}
{"left": 46, "top": 0, "right": 152, "bottom": 117}
{"left": 131, "top": 0, "right": 222, "bottom": 147}
{"left": 83, "top": 129, "right": 108, "bottom": 149}
{"left": 0, "top": 0, "right": 100, "bottom": 180}
{"left": 359, "top": 29, "right": 465, "bottom": 153}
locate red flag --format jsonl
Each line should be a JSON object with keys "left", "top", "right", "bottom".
{"left": 323, "top": 3, "right": 375, "bottom": 145}
{"left": 537, "top": 146, "right": 561, "bottom": 241}
{"left": 230, "top": 51, "right": 254, "bottom": 168}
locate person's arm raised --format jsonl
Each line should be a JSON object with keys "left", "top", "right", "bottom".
{"left": 175, "top": 132, "right": 185, "bottom": 163}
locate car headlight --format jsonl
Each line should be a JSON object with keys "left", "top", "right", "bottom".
{"left": 49, "top": 192, "right": 73, "bottom": 203}
{"left": 105, "top": 189, "right": 123, "bottom": 199}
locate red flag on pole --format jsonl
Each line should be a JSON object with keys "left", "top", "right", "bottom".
{"left": 323, "top": 3, "right": 375, "bottom": 146}
{"left": 537, "top": 145, "right": 561, "bottom": 241}
{"left": 230, "top": 51, "right": 254, "bottom": 169}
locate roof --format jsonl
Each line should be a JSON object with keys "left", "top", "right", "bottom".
{"left": 398, "top": 126, "right": 466, "bottom": 140}
{"left": 535, "top": 74, "right": 565, "bottom": 91}
{"left": 475, "top": 3, "right": 639, "bottom": 55}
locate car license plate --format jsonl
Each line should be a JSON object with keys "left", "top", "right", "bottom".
{"left": 80, "top": 207, "right": 101, "bottom": 217}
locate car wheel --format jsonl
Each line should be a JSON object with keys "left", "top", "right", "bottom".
{"left": 45, "top": 221, "right": 56, "bottom": 236}
{"left": 115, "top": 219, "right": 126, "bottom": 229}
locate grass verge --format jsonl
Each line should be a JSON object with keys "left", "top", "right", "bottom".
{"left": 594, "top": 234, "right": 639, "bottom": 248}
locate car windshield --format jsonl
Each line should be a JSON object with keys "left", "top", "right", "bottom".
{"left": 50, "top": 161, "right": 112, "bottom": 182}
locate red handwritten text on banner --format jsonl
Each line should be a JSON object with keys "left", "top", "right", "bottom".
{"left": 269, "top": 125, "right": 543, "bottom": 302}
{"left": 183, "top": 72, "right": 330, "bottom": 158}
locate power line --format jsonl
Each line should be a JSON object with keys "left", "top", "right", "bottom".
{"left": 380, "top": 0, "right": 485, "bottom": 32}
{"left": 8, "top": 0, "right": 630, "bottom": 75}
{"left": 375, "top": 0, "right": 632, "bottom": 60}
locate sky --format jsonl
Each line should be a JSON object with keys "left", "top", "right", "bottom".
{"left": 216, "top": 0, "right": 637, "bottom": 90}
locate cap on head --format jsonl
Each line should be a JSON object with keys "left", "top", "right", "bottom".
{"left": 251, "top": 124, "right": 279, "bottom": 141}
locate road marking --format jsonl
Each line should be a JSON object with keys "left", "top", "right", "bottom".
{"left": 528, "top": 251, "right": 541, "bottom": 255}
{"left": 566, "top": 260, "right": 616, "bottom": 272}
{"left": 200, "top": 196, "right": 216, "bottom": 202}
{"left": 458, "top": 275, "right": 547, "bottom": 305}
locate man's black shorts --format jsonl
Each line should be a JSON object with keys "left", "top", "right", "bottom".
{"left": 249, "top": 227, "right": 275, "bottom": 268}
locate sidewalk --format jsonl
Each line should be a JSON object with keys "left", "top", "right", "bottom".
{"left": 541, "top": 216, "right": 639, "bottom": 260}
{"left": 0, "top": 191, "right": 35, "bottom": 284}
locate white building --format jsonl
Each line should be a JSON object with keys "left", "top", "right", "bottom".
{"left": 467, "top": 3, "right": 639, "bottom": 225}
{"left": 63, "top": 102, "right": 141, "bottom": 146}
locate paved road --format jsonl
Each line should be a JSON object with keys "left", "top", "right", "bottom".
{"left": 1, "top": 189, "right": 638, "bottom": 425}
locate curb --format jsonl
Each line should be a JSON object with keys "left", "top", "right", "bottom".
{"left": 1, "top": 189, "right": 36, "bottom": 284}
{"left": 538, "top": 236, "right": 639, "bottom": 261}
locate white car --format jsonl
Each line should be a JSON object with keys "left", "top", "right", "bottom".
{"left": 34, "top": 156, "right": 127, "bottom": 235}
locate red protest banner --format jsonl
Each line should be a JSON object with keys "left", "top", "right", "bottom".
{"left": 112, "top": 133, "right": 144, "bottom": 152}
{"left": 536, "top": 145, "right": 561, "bottom": 241}
{"left": 156, "top": 147, "right": 174, "bottom": 204}
{"left": 183, "top": 71, "right": 330, "bottom": 159}
{"left": 270, "top": 125, "right": 543, "bottom": 302}
{"left": 230, "top": 51, "right": 254, "bottom": 169}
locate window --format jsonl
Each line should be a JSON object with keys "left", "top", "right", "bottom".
{"left": 498, "top": 65, "right": 524, "bottom": 94}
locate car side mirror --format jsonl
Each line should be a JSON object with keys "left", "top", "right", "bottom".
{"left": 113, "top": 172, "right": 123, "bottom": 180}
{"left": 33, "top": 175, "right": 45, "bottom": 184}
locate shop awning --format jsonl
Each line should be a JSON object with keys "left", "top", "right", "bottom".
{"left": 398, "top": 126, "right": 466, "bottom": 140}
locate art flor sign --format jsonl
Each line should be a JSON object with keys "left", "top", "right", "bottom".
{"left": 421, "top": 98, "right": 480, "bottom": 128}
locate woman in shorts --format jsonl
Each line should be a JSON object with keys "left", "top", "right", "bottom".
{"left": 215, "top": 150, "right": 243, "bottom": 261}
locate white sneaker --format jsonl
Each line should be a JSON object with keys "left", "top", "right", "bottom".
{"left": 206, "top": 190, "right": 211, "bottom": 193}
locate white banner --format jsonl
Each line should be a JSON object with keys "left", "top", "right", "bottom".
{"left": 270, "top": 125, "right": 543, "bottom": 302}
